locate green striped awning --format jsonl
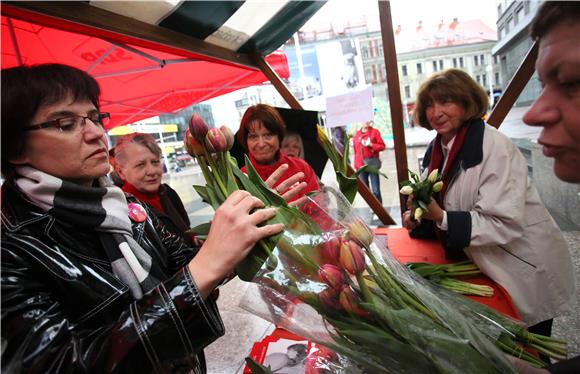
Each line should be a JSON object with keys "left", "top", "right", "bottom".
{"left": 90, "top": 0, "right": 326, "bottom": 55}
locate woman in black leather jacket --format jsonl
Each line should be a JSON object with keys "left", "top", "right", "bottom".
{"left": 1, "top": 63, "right": 284, "bottom": 373}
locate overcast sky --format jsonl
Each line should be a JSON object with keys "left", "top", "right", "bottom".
{"left": 302, "top": 0, "right": 498, "bottom": 32}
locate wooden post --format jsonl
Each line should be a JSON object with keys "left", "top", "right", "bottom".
{"left": 378, "top": 1, "right": 409, "bottom": 220}
{"left": 253, "top": 53, "right": 396, "bottom": 225}
{"left": 487, "top": 42, "right": 538, "bottom": 128}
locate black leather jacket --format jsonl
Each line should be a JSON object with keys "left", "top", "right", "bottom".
{"left": 1, "top": 184, "right": 224, "bottom": 373}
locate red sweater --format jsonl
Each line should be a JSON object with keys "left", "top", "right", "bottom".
{"left": 241, "top": 152, "right": 320, "bottom": 202}
{"left": 352, "top": 127, "right": 385, "bottom": 169}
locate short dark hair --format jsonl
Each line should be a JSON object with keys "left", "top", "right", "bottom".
{"left": 1, "top": 64, "right": 101, "bottom": 182}
{"left": 530, "top": 1, "right": 580, "bottom": 40}
{"left": 237, "top": 104, "right": 286, "bottom": 151}
{"left": 413, "top": 68, "right": 488, "bottom": 130}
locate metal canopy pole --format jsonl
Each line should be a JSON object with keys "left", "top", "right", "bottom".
{"left": 252, "top": 53, "right": 396, "bottom": 225}
{"left": 487, "top": 42, "right": 538, "bottom": 129}
{"left": 378, "top": 1, "right": 409, "bottom": 220}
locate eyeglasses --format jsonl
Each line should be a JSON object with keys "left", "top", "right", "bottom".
{"left": 24, "top": 112, "right": 111, "bottom": 133}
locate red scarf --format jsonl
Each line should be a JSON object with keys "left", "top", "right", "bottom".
{"left": 122, "top": 182, "right": 165, "bottom": 214}
{"left": 427, "top": 124, "right": 470, "bottom": 205}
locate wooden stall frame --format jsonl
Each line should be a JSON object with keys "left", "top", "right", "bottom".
{"left": 4, "top": 1, "right": 540, "bottom": 226}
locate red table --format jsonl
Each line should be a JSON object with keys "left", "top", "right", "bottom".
{"left": 375, "top": 227, "right": 522, "bottom": 320}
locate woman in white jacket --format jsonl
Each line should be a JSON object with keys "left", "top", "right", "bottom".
{"left": 402, "top": 69, "right": 575, "bottom": 339}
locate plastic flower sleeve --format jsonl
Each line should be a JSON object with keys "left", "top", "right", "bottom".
{"left": 240, "top": 187, "right": 523, "bottom": 373}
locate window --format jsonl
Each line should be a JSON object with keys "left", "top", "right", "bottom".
{"left": 404, "top": 85, "right": 411, "bottom": 99}
{"left": 494, "top": 55, "right": 499, "bottom": 64}
{"left": 380, "top": 64, "right": 386, "bottom": 81}
{"left": 495, "top": 72, "right": 500, "bottom": 86}
{"left": 480, "top": 54, "right": 485, "bottom": 65}
{"left": 476, "top": 75, "right": 480, "bottom": 84}
{"left": 365, "top": 68, "right": 372, "bottom": 83}
{"left": 372, "top": 65, "right": 377, "bottom": 82}
{"left": 453, "top": 58, "right": 457, "bottom": 68}
{"left": 402, "top": 64, "right": 408, "bottom": 77}
{"left": 439, "top": 60, "right": 444, "bottom": 70}
{"left": 499, "top": 27, "right": 505, "bottom": 40}
{"left": 506, "top": 18, "right": 511, "bottom": 33}
{"left": 459, "top": 57, "right": 464, "bottom": 68}
{"left": 432, "top": 60, "right": 438, "bottom": 72}
{"left": 474, "top": 55, "right": 479, "bottom": 66}
{"left": 362, "top": 46, "right": 369, "bottom": 59}
{"left": 378, "top": 43, "right": 384, "bottom": 57}
{"left": 482, "top": 74, "right": 487, "bottom": 86}
{"left": 416, "top": 62, "right": 422, "bottom": 74}
{"left": 497, "top": 4, "right": 502, "bottom": 17}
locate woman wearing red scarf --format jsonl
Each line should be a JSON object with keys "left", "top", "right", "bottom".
{"left": 237, "top": 104, "right": 320, "bottom": 203}
{"left": 402, "top": 69, "right": 574, "bottom": 344}
{"left": 114, "top": 133, "right": 195, "bottom": 245}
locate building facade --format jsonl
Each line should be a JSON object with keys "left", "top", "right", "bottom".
{"left": 492, "top": 0, "right": 542, "bottom": 106}
{"left": 358, "top": 19, "right": 498, "bottom": 127}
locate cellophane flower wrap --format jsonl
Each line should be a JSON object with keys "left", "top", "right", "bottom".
{"left": 184, "top": 114, "right": 566, "bottom": 373}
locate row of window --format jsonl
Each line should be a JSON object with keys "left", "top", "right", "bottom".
{"left": 400, "top": 72, "right": 501, "bottom": 100}
{"left": 399, "top": 54, "right": 498, "bottom": 77}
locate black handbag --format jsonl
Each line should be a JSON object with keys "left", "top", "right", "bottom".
{"left": 364, "top": 157, "right": 381, "bottom": 168}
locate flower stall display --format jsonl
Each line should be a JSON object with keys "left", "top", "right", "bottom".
{"left": 183, "top": 114, "right": 567, "bottom": 373}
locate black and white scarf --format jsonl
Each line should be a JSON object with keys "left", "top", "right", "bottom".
{"left": 15, "top": 166, "right": 163, "bottom": 299}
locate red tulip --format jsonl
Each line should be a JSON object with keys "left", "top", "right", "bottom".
{"left": 338, "top": 285, "right": 367, "bottom": 316}
{"left": 205, "top": 127, "right": 228, "bottom": 153}
{"left": 189, "top": 113, "right": 209, "bottom": 141}
{"left": 339, "top": 239, "right": 365, "bottom": 275}
{"left": 219, "top": 126, "right": 235, "bottom": 151}
{"left": 347, "top": 218, "right": 374, "bottom": 248}
{"left": 319, "top": 287, "right": 340, "bottom": 310}
{"left": 184, "top": 128, "right": 205, "bottom": 156}
{"left": 319, "top": 264, "right": 346, "bottom": 290}
{"left": 319, "top": 233, "right": 341, "bottom": 265}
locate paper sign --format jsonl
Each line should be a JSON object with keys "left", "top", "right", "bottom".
{"left": 325, "top": 86, "right": 373, "bottom": 128}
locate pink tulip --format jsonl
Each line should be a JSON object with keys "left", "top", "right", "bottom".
{"left": 205, "top": 127, "right": 228, "bottom": 153}
{"left": 347, "top": 218, "right": 374, "bottom": 248}
{"left": 184, "top": 129, "right": 205, "bottom": 156}
{"left": 189, "top": 113, "right": 209, "bottom": 141}
{"left": 338, "top": 285, "right": 367, "bottom": 316}
{"left": 319, "top": 287, "right": 340, "bottom": 310}
{"left": 339, "top": 239, "right": 365, "bottom": 275}
{"left": 219, "top": 126, "right": 235, "bottom": 151}
{"left": 319, "top": 233, "right": 341, "bottom": 265}
{"left": 319, "top": 264, "right": 346, "bottom": 290}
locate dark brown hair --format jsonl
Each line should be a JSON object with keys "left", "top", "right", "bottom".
{"left": 237, "top": 104, "right": 286, "bottom": 150}
{"left": 1, "top": 64, "right": 100, "bottom": 182}
{"left": 530, "top": 1, "right": 580, "bottom": 40}
{"left": 413, "top": 68, "right": 488, "bottom": 130}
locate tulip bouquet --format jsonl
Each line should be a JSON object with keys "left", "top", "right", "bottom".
{"left": 184, "top": 114, "right": 566, "bottom": 372}
{"left": 400, "top": 169, "right": 443, "bottom": 221}
{"left": 239, "top": 189, "right": 567, "bottom": 372}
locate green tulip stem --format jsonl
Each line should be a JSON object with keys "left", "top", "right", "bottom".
{"left": 356, "top": 271, "right": 374, "bottom": 303}
{"left": 204, "top": 151, "right": 228, "bottom": 197}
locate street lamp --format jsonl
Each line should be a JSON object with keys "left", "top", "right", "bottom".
{"left": 485, "top": 63, "right": 494, "bottom": 109}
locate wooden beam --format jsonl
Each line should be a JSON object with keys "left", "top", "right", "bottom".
{"left": 253, "top": 53, "right": 396, "bottom": 225}
{"left": 3, "top": 1, "right": 260, "bottom": 70}
{"left": 378, "top": 1, "right": 409, "bottom": 220}
{"left": 487, "top": 41, "right": 538, "bottom": 128}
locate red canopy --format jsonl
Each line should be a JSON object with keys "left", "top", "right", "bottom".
{"left": 1, "top": 13, "right": 289, "bottom": 128}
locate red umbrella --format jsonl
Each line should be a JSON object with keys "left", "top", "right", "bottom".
{"left": 1, "top": 14, "right": 289, "bottom": 128}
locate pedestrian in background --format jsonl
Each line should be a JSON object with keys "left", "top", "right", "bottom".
{"left": 352, "top": 120, "right": 385, "bottom": 202}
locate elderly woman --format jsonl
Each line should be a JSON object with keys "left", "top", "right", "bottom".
{"left": 238, "top": 104, "right": 319, "bottom": 201}
{"left": 403, "top": 68, "right": 575, "bottom": 336}
{"left": 1, "top": 63, "right": 283, "bottom": 373}
{"left": 114, "top": 132, "right": 193, "bottom": 245}
{"left": 281, "top": 131, "right": 305, "bottom": 159}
